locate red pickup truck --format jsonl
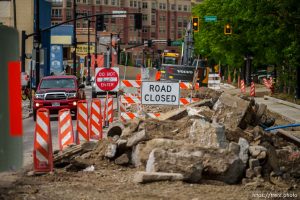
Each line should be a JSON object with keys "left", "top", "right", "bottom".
{"left": 33, "top": 75, "right": 86, "bottom": 121}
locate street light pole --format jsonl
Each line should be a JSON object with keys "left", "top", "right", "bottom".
{"left": 72, "top": 0, "right": 77, "bottom": 76}
{"left": 87, "top": 19, "right": 91, "bottom": 85}
{"left": 34, "top": 0, "right": 41, "bottom": 88}
{"left": 94, "top": 26, "right": 98, "bottom": 68}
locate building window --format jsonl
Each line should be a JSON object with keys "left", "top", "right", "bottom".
{"left": 76, "top": 22, "right": 80, "bottom": 28}
{"left": 142, "top": 14, "right": 147, "bottom": 21}
{"left": 142, "top": 2, "right": 147, "bottom": 9}
{"left": 142, "top": 28, "right": 148, "bottom": 33}
{"left": 178, "top": 32, "right": 182, "bottom": 38}
{"left": 178, "top": 5, "right": 182, "bottom": 11}
{"left": 159, "top": 3, "right": 163, "bottom": 9}
{"left": 183, "top": 19, "right": 188, "bottom": 27}
{"left": 76, "top": 0, "right": 80, "bottom": 3}
{"left": 152, "top": 2, "right": 156, "bottom": 9}
{"left": 96, "top": 0, "right": 101, "bottom": 4}
{"left": 130, "top": 1, "right": 133, "bottom": 7}
{"left": 111, "top": 18, "right": 116, "bottom": 23}
{"left": 171, "top": 4, "right": 176, "bottom": 10}
{"left": 104, "top": 0, "right": 108, "bottom": 5}
{"left": 111, "top": 0, "right": 115, "bottom": 5}
{"left": 163, "top": 3, "right": 166, "bottom": 10}
{"left": 83, "top": 0, "right": 86, "bottom": 3}
{"left": 134, "top": 1, "right": 137, "bottom": 7}
{"left": 52, "top": 9, "right": 62, "bottom": 17}
{"left": 184, "top": 5, "right": 188, "bottom": 11}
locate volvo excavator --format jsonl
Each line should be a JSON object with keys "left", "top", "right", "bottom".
{"left": 159, "top": 20, "right": 210, "bottom": 86}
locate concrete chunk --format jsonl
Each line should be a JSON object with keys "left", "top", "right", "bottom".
{"left": 238, "top": 138, "right": 249, "bottom": 164}
{"left": 126, "top": 130, "right": 148, "bottom": 147}
{"left": 133, "top": 171, "right": 184, "bottom": 184}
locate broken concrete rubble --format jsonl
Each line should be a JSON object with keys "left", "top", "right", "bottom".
{"left": 133, "top": 171, "right": 184, "bottom": 184}
{"left": 188, "top": 119, "right": 228, "bottom": 148}
{"left": 49, "top": 92, "right": 300, "bottom": 189}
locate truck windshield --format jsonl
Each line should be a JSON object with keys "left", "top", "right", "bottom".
{"left": 163, "top": 57, "right": 177, "bottom": 65}
{"left": 40, "top": 78, "right": 76, "bottom": 89}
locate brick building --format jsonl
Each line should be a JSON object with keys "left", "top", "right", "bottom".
{"left": 51, "top": 0, "right": 191, "bottom": 46}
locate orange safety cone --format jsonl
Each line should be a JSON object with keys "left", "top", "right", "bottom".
{"left": 33, "top": 108, "right": 53, "bottom": 172}
{"left": 76, "top": 100, "right": 89, "bottom": 144}
{"left": 240, "top": 80, "right": 246, "bottom": 93}
{"left": 90, "top": 98, "right": 103, "bottom": 140}
{"left": 155, "top": 71, "right": 161, "bottom": 81}
{"left": 58, "top": 108, "right": 75, "bottom": 150}
{"left": 250, "top": 81, "right": 256, "bottom": 97}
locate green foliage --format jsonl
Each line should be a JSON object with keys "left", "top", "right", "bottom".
{"left": 192, "top": 0, "right": 300, "bottom": 92}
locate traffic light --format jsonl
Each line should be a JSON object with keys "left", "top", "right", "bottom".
{"left": 224, "top": 23, "right": 232, "bottom": 35}
{"left": 134, "top": 13, "right": 142, "bottom": 30}
{"left": 192, "top": 17, "right": 199, "bottom": 32}
{"left": 167, "top": 39, "right": 171, "bottom": 46}
{"left": 96, "top": 15, "right": 105, "bottom": 31}
{"left": 147, "top": 40, "right": 152, "bottom": 47}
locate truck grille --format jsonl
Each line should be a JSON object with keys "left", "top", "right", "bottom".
{"left": 45, "top": 93, "right": 66, "bottom": 100}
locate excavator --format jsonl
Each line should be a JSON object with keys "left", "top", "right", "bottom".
{"left": 159, "top": 20, "right": 210, "bottom": 86}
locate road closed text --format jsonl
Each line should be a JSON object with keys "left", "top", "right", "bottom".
{"left": 141, "top": 82, "right": 180, "bottom": 105}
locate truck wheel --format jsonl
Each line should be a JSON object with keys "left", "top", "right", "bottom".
{"left": 33, "top": 110, "right": 36, "bottom": 121}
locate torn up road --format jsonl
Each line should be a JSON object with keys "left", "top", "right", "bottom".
{"left": 1, "top": 88, "right": 300, "bottom": 200}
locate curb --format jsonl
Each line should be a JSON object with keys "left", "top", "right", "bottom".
{"left": 264, "top": 96, "right": 300, "bottom": 110}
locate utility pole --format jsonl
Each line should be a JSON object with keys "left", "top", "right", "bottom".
{"left": 94, "top": 27, "right": 98, "bottom": 68}
{"left": 72, "top": 0, "right": 77, "bottom": 76}
{"left": 34, "top": 0, "right": 41, "bottom": 88}
{"left": 87, "top": 19, "right": 91, "bottom": 85}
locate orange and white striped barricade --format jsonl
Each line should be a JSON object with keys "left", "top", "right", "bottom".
{"left": 179, "top": 98, "right": 201, "bottom": 105}
{"left": 90, "top": 98, "right": 103, "bottom": 140}
{"left": 250, "top": 82, "right": 256, "bottom": 97}
{"left": 104, "top": 94, "right": 114, "bottom": 126}
{"left": 121, "top": 95, "right": 142, "bottom": 105}
{"left": 240, "top": 80, "right": 246, "bottom": 94}
{"left": 262, "top": 78, "right": 271, "bottom": 89}
{"left": 208, "top": 74, "right": 221, "bottom": 90}
{"left": 76, "top": 100, "right": 89, "bottom": 144}
{"left": 120, "top": 112, "right": 161, "bottom": 122}
{"left": 146, "top": 113, "right": 161, "bottom": 119}
{"left": 121, "top": 80, "right": 142, "bottom": 89}
{"left": 120, "top": 112, "right": 139, "bottom": 122}
{"left": 179, "top": 82, "right": 193, "bottom": 90}
{"left": 33, "top": 108, "right": 53, "bottom": 172}
{"left": 58, "top": 108, "right": 75, "bottom": 150}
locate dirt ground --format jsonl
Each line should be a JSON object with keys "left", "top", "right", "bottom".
{"left": 2, "top": 159, "right": 299, "bottom": 200}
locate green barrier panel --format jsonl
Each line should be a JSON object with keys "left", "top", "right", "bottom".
{"left": 0, "top": 25, "right": 23, "bottom": 171}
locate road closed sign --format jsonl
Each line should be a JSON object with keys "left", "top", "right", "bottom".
{"left": 141, "top": 82, "right": 180, "bottom": 105}
{"left": 95, "top": 67, "right": 119, "bottom": 91}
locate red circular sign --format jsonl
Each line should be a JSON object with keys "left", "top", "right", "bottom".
{"left": 96, "top": 68, "right": 119, "bottom": 91}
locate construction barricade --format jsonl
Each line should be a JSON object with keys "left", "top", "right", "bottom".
{"left": 208, "top": 73, "right": 221, "bottom": 90}
{"left": 240, "top": 80, "right": 246, "bottom": 94}
{"left": 33, "top": 108, "right": 53, "bottom": 172}
{"left": 104, "top": 94, "right": 114, "bottom": 126}
{"left": 250, "top": 82, "right": 256, "bottom": 97}
{"left": 90, "top": 98, "right": 103, "bottom": 140}
{"left": 76, "top": 100, "right": 89, "bottom": 144}
{"left": 58, "top": 109, "right": 75, "bottom": 150}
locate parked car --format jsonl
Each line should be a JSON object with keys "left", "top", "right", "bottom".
{"left": 252, "top": 70, "right": 274, "bottom": 84}
{"left": 33, "top": 75, "right": 85, "bottom": 121}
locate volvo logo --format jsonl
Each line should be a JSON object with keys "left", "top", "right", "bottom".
{"left": 177, "top": 70, "right": 193, "bottom": 74}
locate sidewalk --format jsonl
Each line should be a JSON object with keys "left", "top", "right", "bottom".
{"left": 220, "top": 84, "right": 300, "bottom": 123}
{"left": 255, "top": 96, "right": 300, "bottom": 123}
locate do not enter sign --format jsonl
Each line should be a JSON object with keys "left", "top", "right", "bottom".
{"left": 96, "top": 67, "right": 119, "bottom": 91}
